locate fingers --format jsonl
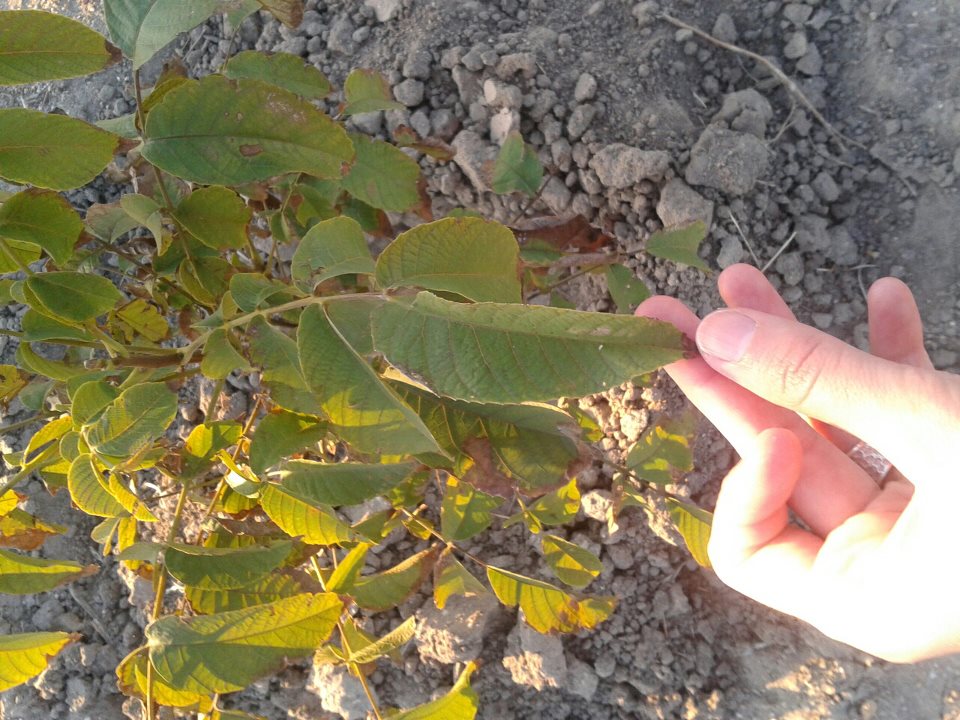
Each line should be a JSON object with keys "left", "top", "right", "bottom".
{"left": 867, "top": 277, "right": 933, "bottom": 369}
{"left": 695, "top": 307, "right": 960, "bottom": 484}
{"left": 708, "top": 427, "right": 821, "bottom": 618}
{"left": 718, "top": 264, "right": 794, "bottom": 320}
{"left": 636, "top": 296, "right": 880, "bottom": 535}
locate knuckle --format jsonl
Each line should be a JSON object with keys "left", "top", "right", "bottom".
{"left": 774, "top": 335, "right": 837, "bottom": 408}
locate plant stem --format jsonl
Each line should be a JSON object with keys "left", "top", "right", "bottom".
{"left": 145, "top": 480, "right": 190, "bottom": 720}
{"left": 0, "top": 237, "right": 34, "bottom": 276}
{"left": 0, "top": 412, "right": 53, "bottom": 437}
{"left": 0, "top": 444, "right": 59, "bottom": 496}
{"left": 133, "top": 69, "right": 145, "bottom": 131}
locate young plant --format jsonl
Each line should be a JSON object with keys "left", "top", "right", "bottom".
{"left": 0, "top": 4, "right": 713, "bottom": 718}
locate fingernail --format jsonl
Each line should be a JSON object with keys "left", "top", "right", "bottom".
{"left": 697, "top": 311, "right": 757, "bottom": 362}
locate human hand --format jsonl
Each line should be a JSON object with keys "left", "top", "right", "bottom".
{"left": 636, "top": 263, "right": 960, "bottom": 663}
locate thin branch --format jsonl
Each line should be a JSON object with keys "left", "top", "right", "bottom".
{"left": 726, "top": 211, "right": 761, "bottom": 268}
{"left": 760, "top": 231, "right": 797, "bottom": 273}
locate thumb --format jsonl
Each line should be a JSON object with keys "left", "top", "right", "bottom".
{"left": 695, "top": 308, "right": 960, "bottom": 485}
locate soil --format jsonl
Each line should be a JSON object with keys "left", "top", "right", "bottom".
{"left": 1, "top": 1, "right": 959, "bottom": 719}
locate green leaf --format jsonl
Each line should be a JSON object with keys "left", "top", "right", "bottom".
{"left": 174, "top": 186, "right": 252, "bottom": 250}
{"left": 486, "top": 566, "right": 615, "bottom": 633}
{"left": 342, "top": 68, "right": 403, "bottom": 116}
{"left": 324, "top": 296, "right": 382, "bottom": 356}
{"left": 344, "top": 615, "right": 416, "bottom": 665}
{"left": 223, "top": 51, "right": 331, "bottom": 99}
{"left": 0, "top": 109, "right": 118, "bottom": 191}
{"left": 513, "top": 478, "right": 581, "bottom": 531}
{"left": 146, "top": 593, "right": 342, "bottom": 694}
{"left": 103, "top": 0, "right": 223, "bottom": 68}
{"left": 247, "top": 317, "right": 320, "bottom": 415}
{"left": 0, "top": 632, "right": 77, "bottom": 691}
{"left": 67, "top": 454, "right": 127, "bottom": 518}
{"left": 0, "top": 548, "right": 95, "bottom": 594}
{"left": 16, "top": 344, "right": 86, "bottom": 382}
{"left": 249, "top": 410, "right": 326, "bottom": 475}
{"left": 491, "top": 132, "right": 543, "bottom": 196}
{"left": 324, "top": 542, "right": 369, "bottom": 594}
{"left": 20, "top": 311, "right": 90, "bottom": 343}
{"left": 165, "top": 541, "right": 292, "bottom": 590}
{"left": 373, "top": 291, "right": 687, "bottom": 403}
{"left": 341, "top": 135, "right": 421, "bottom": 213}
{"left": 259, "top": 483, "right": 355, "bottom": 545}
{"left": 392, "top": 662, "right": 479, "bottom": 720}
{"left": 83, "top": 382, "right": 178, "bottom": 459}
{"left": 116, "top": 647, "right": 213, "bottom": 711}
{"left": 375, "top": 217, "right": 522, "bottom": 303}
{"left": 290, "top": 216, "right": 374, "bottom": 292}
{"left": 0, "top": 10, "right": 120, "bottom": 86}
{"left": 202, "top": 329, "right": 252, "bottom": 380}
{"left": 25, "top": 272, "right": 122, "bottom": 323}
{"left": 433, "top": 550, "right": 487, "bottom": 610}
{"left": 229, "top": 273, "right": 299, "bottom": 313}
{"left": 646, "top": 221, "right": 710, "bottom": 272}
{"left": 297, "top": 304, "right": 443, "bottom": 456}
{"left": 84, "top": 202, "right": 140, "bottom": 242}
{"left": 185, "top": 573, "right": 305, "bottom": 614}
{"left": 349, "top": 547, "right": 437, "bottom": 612}
{"left": 114, "top": 299, "right": 170, "bottom": 342}
{"left": 605, "top": 263, "right": 651, "bottom": 314}
{"left": 541, "top": 534, "right": 601, "bottom": 589}
{"left": 118, "top": 194, "right": 165, "bottom": 246}
{"left": 0, "top": 189, "right": 82, "bottom": 265}
{"left": 182, "top": 421, "right": 243, "bottom": 480}
{"left": 276, "top": 460, "right": 415, "bottom": 507}
{"left": 666, "top": 498, "right": 713, "bottom": 568}
{"left": 96, "top": 112, "right": 138, "bottom": 139}
{"left": 106, "top": 472, "right": 157, "bottom": 522}
{"left": 440, "top": 477, "right": 500, "bottom": 541}
{"left": 626, "top": 415, "right": 694, "bottom": 484}
{"left": 142, "top": 76, "right": 354, "bottom": 186}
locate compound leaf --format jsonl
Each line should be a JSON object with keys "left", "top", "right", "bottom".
{"left": 626, "top": 415, "right": 694, "bottom": 484}
{"left": 185, "top": 573, "right": 305, "bottom": 614}
{"left": 342, "top": 68, "right": 403, "bottom": 116}
{"left": 0, "top": 548, "right": 96, "bottom": 594}
{"left": 165, "top": 541, "right": 292, "bottom": 590}
{"left": 115, "top": 299, "right": 170, "bottom": 343}
{"left": 646, "top": 221, "right": 710, "bottom": 272}
{"left": 0, "top": 632, "right": 78, "bottom": 692}
{"left": 202, "top": 329, "right": 252, "bottom": 381}
{"left": 0, "top": 10, "right": 120, "bottom": 86}
{"left": 486, "top": 566, "right": 615, "bottom": 633}
{"left": 117, "top": 647, "right": 213, "bottom": 711}
{"left": 375, "top": 217, "right": 521, "bottom": 303}
{"left": 0, "top": 109, "right": 119, "bottom": 190}
{"left": 182, "top": 421, "right": 243, "bottom": 480}
{"left": 667, "top": 498, "right": 712, "bottom": 568}
{"left": 342, "top": 135, "right": 421, "bottom": 213}
{"left": 276, "top": 461, "right": 414, "bottom": 507}
{"left": 249, "top": 410, "right": 326, "bottom": 475}
{"left": 142, "top": 76, "right": 353, "bottom": 186}
{"left": 349, "top": 547, "right": 437, "bottom": 612}
{"left": 392, "top": 661, "right": 479, "bottom": 720}
{"left": 290, "top": 216, "right": 374, "bottom": 292}
{"left": 297, "top": 304, "right": 442, "bottom": 456}
{"left": 605, "top": 263, "right": 651, "bottom": 314}
{"left": 25, "top": 272, "right": 122, "bottom": 323}
{"left": 223, "top": 51, "right": 330, "bottom": 99}
{"left": 373, "top": 291, "right": 686, "bottom": 403}
{"left": 67, "top": 454, "right": 127, "bottom": 518}
{"left": 541, "top": 534, "right": 601, "bottom": 589}
{"left": 103, "top": 0, "right": 223, "bottom": 68}
{"left": 146, "top": 593, "right": 342, "bottom": 694}
{"left": 440, "top": 477, "right": 500, "bottom": 541}
{"left": 491, "top": 132, "right": 542, "bottom": 196}
{"left": 174, "top": 186, "right": 251, "bottom": 250}
{"left": 247, "top": 317, "right": 320, "bottom": 415}
{"left": 83, "top": 382, "right": 178, "bottom": 459}
{"left": 259, "top": 483, "right": 355, "bottom": 545}
{"left": 0, "top": 189, "right": 83, "bottom": 265}
{"left": 433, "top": 550, "right": 487, "bottom": 610}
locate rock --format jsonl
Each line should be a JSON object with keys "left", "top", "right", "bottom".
{"left": 717, "top": 235, "right": 744, "bottom": 269}
{"left": 541, "top": 176, "right": 572, "bottom": 214}
{"left": 351, "top": 110, "right": 383, "bottom": 135}
{"left": 410, "top": 109, "right": 432, "bottom": 138}
{"left": 403, "top": 50, "right": 432, "bottom": 80}
{"left": 783, "top": 31, "right": 808, "bottom": 60}
{"left": 452, "top": 66, "right": 482, "bottom": 106}
{"left": 567, "top": 655, "right": 600, "bottom": 700}
{"left": 712, "top": 13, "right": 738, "bottom": 43}
{"left": 657, "top": 178, "right": 715, "bottom": 229}
{"left": 394, "top": 79, "right": 425, "bottom": 107}
{"left": 827, "top": 225, "right": 859, "bottom": 265}
{"left": 714, "top": 88, "right": 773, "bottom": 138}
{"left": 581, "top": 489, "right": 614, "bottom": 523}
{"left": 574, "top": 72, "right": 598, "bottom": 102}
{"left": 594, "top": 653, "right": 616, "bottom": 679}
{"left": 32, "top": 596, "right": 64, "bottom": 632}
{"left": 685, "top": 127, "right": 769, "bottom": 195}
{"left": 775, "top": 251, "right": 804, "bottom": 285}
{"left": 783, "top": 3, "right": 813, "bottom": 25}
{"left": 502, "top": 619, "right": 567, "bottom": 690}
{"left": 795, "top": 213, "right": 831, "bottom": 252}
{"left": 309, "top": 663, "right": 371, "bottom": 720}
{"left": 415, "top": 593, "right": 498, "bottom": 664}
{"left": 496, "top": 52, "right": 538, "bottom": 80}
{"left": 430, "top": 108, "right": 459, "bottom": 140}
{"left": 327, "top": 16, "right": 355, "bottom": 55}
{"left": 811, "top": 170, "right": 840, "bottom": 202}
{"left": 461, "top": 47, "right": 484, "bottom": 72}
{"left": 796, "top": 43, "right": 823, "bottom": 75}
{"left": 483, "top": 79, "right": 522, "bottom": 109}
{"left": 452, "top": 130, "right": 497, "bottom": 192}
{"left": 953, "top": 146, "right": 960, "bottom": 175}
{"left": 490, "top": 108, "right": 520, "bottom": 144}
{"left": 365, "top": 0, "right": 402, "bottom": 22}
{"left": 590, "top": 143, "right": 671, "bottom": 188}
{"left": 566, "top": 104, "right": 596, "bottom": 140}
{"left": 605, "top": 542, "right": 635, "bottom": 571}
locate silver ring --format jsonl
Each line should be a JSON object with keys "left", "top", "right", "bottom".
{"left": 847, "top": 440, "right": 893, "bottom": 486}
